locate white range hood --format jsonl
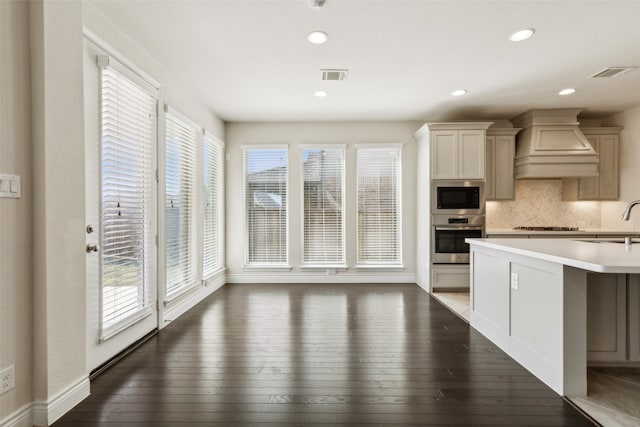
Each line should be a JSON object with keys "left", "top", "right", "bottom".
{"left": 511, "top": 109, "right": 598, "bottom": 179}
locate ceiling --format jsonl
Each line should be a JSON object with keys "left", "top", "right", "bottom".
{"left": 88, "top": 0, "right": 640, "bottom": 123}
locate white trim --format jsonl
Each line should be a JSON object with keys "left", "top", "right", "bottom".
{"left": 204, "top": 268, "right": 227, "bottom": 287}
{"left": 299, "top": 265, "right": 348, "bottom": 271}
{"left": 0, "top": 403, "right": 33, "bottom": 427}
{"left": 163, "top": 276, "right": 225, "bottom": 323}
{"left": 227, "top": 273, "right": 416, "bottom": 284}
{"left": 32, "top": 375, "right": 90, "bottom": 427}
{"left": 83, "top": 28, "right": 161, "bottom": 89}
{"left": 242, "top": 265, "right": 292, "bottom": 272}
{"left": 356, "top": 264, "right": 405, "bottom": 271}
{"left": 299, "top": 146, "right": 346, "bottom": 266}
{"left": 241, "top": 143, "right": 289, "bottom": 150}
{"left": 242, "top": 146, "right": 290, "bottom": 267}
{"left": 164, "top": 104, "right": 201, "bottom": 131}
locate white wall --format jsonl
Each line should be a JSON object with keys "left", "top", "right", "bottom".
{"left": 0, "top": 0, "right": 33, "bottom": 422}
{"left": 0, "top": 1, "right": 227, "bottom": 425}
{"left": 225, "top": 121, "right": 419, "bottom": 284}
{"left": 601, "top": 104, "right": 640, "bottom": 229}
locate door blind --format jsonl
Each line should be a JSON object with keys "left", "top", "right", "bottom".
{"left": 165, "top": 108, "right": 199, "bottom": 297}
{"left": 100, "top": 64, "right": 155, "bottom": 339}
{"left": 244, "top": 148, "right": 288, "bottom": 265}
{"left": 357, "top": 147, "right": 402, "bottom": 265}
{"left": 203, "top": 131, "right": 224, "bottom": 278}
{"left": 302, "top": 148, "right": 345, "bottom": 265}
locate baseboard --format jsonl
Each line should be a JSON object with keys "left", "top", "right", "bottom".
{"left": 32, "top": 375, "right": 90, "bottom": 426}
{"left": 0, "top": 402, "right": 33, "bottom": 427}
{"left": 163, "top": 271, "right": 225, "bottom": 322}
{"left": 226, "top": 272, "right": 416, "bottom": 284}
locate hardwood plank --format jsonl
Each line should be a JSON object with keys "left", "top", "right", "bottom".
{"left": 53, "top": 283, "right": 595, "bottom": 426}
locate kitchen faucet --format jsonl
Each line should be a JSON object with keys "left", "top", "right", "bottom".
{"left": 622, "top": 200, "right": 640, "bottom": 221}
{"left": 622, "top": 200, "right": 640, "bottom": 245}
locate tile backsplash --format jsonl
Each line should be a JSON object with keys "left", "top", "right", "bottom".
{"left": 486, "top": 179, "right": 601, "bottom": 229}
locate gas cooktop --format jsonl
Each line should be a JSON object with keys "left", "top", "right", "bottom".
{"left": 513, "top": 226, "right": 580, "bottom": 231}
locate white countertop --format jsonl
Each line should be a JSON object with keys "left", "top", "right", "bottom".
{"left": 486, "top": 228, "right": 640, "bottom": 236}
{"left": 467, "top": 238, "right": 640, "bottom": 273}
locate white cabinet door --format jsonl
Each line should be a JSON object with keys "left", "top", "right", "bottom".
{"left": 571, "top": 132, "right": 619, "bottom": 201}
{"left": 431, "top": 130, "right": 485, "bottom": 180}
{"left": 598, "top": 134, "right": 619, "bottom": 200}
{"left": 493, "top": 136, "right": 515, "bottom": 199}
{"left": 485, "top": 136, "right": 496, "bottom": 200}
{"left": 578, "top": 136, "right": 600, "bottom": 200}
{"left": 431, "top": 131, "right": 458, "bottom": 179}
{"left": 587, "top": 273, "right": 627, "bottom": 362}
{"left": 458, "top": 130, "right": 485, "bottom": 179}
{"left": 629, "top": 274, "right": 640, "bottom": 362}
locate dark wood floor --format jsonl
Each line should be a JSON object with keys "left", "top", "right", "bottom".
{"left": 54, "top": 283, "right": 596, "bottom": 426}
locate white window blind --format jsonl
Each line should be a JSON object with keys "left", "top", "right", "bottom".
{"left": 302, "top": 148, "right": 345, "bottom": 265}
{"left": 244, "top": 148, "right": 288, "bottom": 266}
{"left": 203, "top": 131, "right": 224, "bottom": 278}
{"left": 165, "top": 108, "right": 199, "bottom": 297}
{"left": 357, "top": 147, "right": 402, "bottom": 265}
{"left": 100, "top": 63, "right": 156, "bottom": 339}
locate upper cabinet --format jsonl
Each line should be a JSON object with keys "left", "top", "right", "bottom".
{"left": 485, "top": 128, "right": 521, "bottom": 200}
{"left": 563, "top": 127, "right": 623, "bottom": 201}
{"left": 427, "top": 123, "right": 493, "bottom": 180}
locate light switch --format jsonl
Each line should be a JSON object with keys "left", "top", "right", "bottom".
{"left": 0, "top": 174, "right": 21, "bottom": 199}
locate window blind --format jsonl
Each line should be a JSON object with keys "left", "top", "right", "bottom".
{"left": 244, "top": 148, "right": 288, "bottom": 265}
{"left": 357, "top": 147, "right": 402, "bottom": 265}
{"left": 100, "top": 63, "right": 156, "bottom": 339}
{"left": 203, "top": 131, "right": 224, "bottom": 278}
{"left": 302, "top": 148, "right": 345, "bottom": 265}
{"left": 165, "top": 108, "right": 199, "bottom": 297}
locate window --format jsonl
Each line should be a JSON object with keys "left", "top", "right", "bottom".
{"left": 243, "top": 147, "right": 288, "bottom": 266}
{"left": 99, "top": 61, "right": 156, "bottom": 339}
{"left": 301, "top": 147, "right": 345, "bottom": 266}
{"left": 357, "top": 146, "right": 402, "bottom": 265}
{"left": 165, "top": 107, "right": 199, "bottom": 297}
{"left": 203, "top": 131, "right": 224, "bottom": 278}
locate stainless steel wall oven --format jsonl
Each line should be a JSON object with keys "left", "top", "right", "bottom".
{"left": 431, "top": 214, "right": 484, "bottom": 264}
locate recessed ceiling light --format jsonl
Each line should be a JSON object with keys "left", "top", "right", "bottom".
{"left": 558, "top": 88, "right": 576, "bottom": 96}
{"left": 314, "top": 90, "right": 328, "bottom": 97}
{"left": 308, "top": 31, "right": 328, "bottom": 44}
{"left": 451, "top": 89, "right": 467, "bottom": 97}
{"left": 510, "top": 28, "right": 535, "bottom": 42}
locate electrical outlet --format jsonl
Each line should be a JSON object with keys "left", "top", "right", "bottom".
{"left": 511, "top": 273, "right": 519, "bottom": 290}
{"left": 0, "top": 365, "right": 15, "bottom": 395}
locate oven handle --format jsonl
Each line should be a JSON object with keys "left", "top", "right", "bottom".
{"left": 434, "top": 226, "right": 484, "bottom": 231}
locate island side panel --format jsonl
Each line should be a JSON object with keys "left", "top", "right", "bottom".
{"left": 469, "top": 243, "right": 588, "bottom": 396}
{"left": 562, "top": 266, "right": 587, "bottom": 397}
{"left": 470, "top": 247, "right": 510, "bottom": 348}
{"left": 508, "top": 256, "right": 565, "bottom": 394}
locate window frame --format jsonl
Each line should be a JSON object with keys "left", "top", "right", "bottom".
{"left": 355, "top": 144, "right": 404, "bottom": 268}
{"left": 164, "top": 105, "right": 201, "bottom": 300}
{"left": 299, "top": 144, "right": 347, "bottom": 268}
{"left": 242, "top": 145, "right": 290, "bottom": 269}
{"left": 202, "top": 131, "right": 225, "bottom": 281}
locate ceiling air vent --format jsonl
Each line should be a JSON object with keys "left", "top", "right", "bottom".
{"left": 590, "top": 66, "right": 638, "bottom": 78}
{"left": 321, "top": 69, "right": 348, "bottom": 81}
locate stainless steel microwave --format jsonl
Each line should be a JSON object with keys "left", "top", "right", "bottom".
{"left": 431, "top": 181, "right": 485, "bottom": 215}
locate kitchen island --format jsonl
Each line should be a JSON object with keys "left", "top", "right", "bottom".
{"left": 467, "top": 238, "right": 640, "bottom": 397}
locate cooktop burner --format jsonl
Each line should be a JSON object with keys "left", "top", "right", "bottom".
{"left": 513, "top": 226, "right": 580, "bottom": 231}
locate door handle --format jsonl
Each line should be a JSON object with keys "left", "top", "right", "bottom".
{"left": 86, "top": 244, "right": 100, "bottom": 253}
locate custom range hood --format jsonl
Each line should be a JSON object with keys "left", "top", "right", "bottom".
{"left": 511, "top": 109, "right": 598, "bottom": 179}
